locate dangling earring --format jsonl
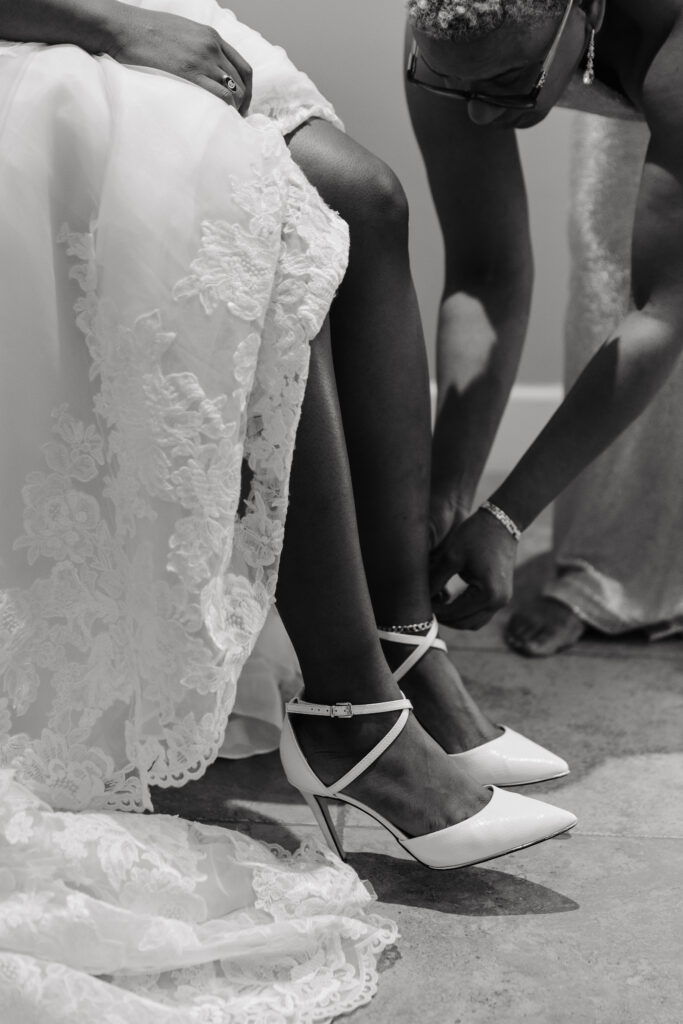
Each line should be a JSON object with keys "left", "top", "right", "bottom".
{"left": 583, "top": 29, "right": 596, "bottom": 86}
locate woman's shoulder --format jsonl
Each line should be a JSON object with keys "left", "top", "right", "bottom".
{"left": 556, "top": 72, "right": 645, "bottom": 122}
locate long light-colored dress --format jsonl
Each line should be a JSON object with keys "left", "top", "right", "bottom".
{"left": 0, "top": 2, "right": 397, "bottom": 1020}
{"left": 545, "top": 81, "right": 683, "bottom": 636}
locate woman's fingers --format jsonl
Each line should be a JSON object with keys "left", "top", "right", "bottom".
{"left": 197, "top": 32, "right": 252, "bottom": 113}
{"left": 199, "top": 51, "right": 249, "bottom": 111}
{"left": 433, "top": 561, "right": 511, "bottom": 629}
{"left": 220, "top": 40, "right": 252, "bottom": 112}
{"left": 429, "top": 544, "right": 461, "bottom": 598}
{"left": 197, "top": 72, "right": 243, "bottom": 110}
{"left": 217, "top": 63, "right": 246, "bottom": 109}
{"left": 433, "top": 585, "right": 495, "bottom": 630}
{"left": 440, "top": 608, "right": 496, "bottom": 630}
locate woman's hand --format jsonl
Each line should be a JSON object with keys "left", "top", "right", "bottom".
{"left": 429, "top": 508, "right": 517, "bottom": 629}
{"left": 428, "top": 492, "right": 470, "bottom": 550}
{"left": 106, "top": 5, "right": 252, "bottom": 113}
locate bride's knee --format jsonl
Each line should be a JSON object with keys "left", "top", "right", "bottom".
{"left": 289, "top": 123, "right": 409, "bottom": 243}
{"left": 352, "top": 156, "right": 409, "bottom": 240}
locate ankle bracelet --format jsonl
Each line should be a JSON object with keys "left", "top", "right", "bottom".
{"left": 377, "top": 618, "right": 434, "bottom": 635}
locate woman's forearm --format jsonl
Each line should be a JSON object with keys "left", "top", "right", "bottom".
{"left": 490, "top": 308, "right": 683, "bottom": 530}
{"left": 431, "top": 270, "right": 532, "bottom": 514}
{"left": 0, "top": 0, "right": 129, "bottom": 53}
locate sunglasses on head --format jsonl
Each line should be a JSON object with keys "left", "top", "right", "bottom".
{"left": 406, "top": 0, "right": 575, "bottom": 110}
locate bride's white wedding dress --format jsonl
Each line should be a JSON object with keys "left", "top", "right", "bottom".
{"left": 0, "top": 2, "right": 397, "bottom": 1019}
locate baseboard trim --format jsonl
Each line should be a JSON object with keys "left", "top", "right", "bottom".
{"left": 430, "top": 382, "right": 564, "bottom": 474}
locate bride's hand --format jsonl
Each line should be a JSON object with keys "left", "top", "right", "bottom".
{"left": 429, "top": 509, "right": 517, "bottom": 629}
{"left": 105, "top": 5, "right": 252, "bottom": 113}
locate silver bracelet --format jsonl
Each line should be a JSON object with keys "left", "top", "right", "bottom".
{"left": 480, "top": 500, "right": 522, "bottom": 541}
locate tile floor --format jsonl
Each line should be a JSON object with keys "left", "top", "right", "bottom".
{"left": 153, "top": 527, "right": 683, "bottom": 1024}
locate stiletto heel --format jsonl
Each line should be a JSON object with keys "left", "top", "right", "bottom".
{"left": 378, "top": 619, "right": 570, "bottom": 787}
{"left": 280, "top": 693, "right": 577, "bottom": 870}
{"left": 301, "top": 791, "right": 346, "bottom": 861}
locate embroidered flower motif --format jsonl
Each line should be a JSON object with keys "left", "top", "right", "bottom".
{"left": 3, "top": 149, "right": 348, "bottom": 809}
{"left": 15, "top": 474, "right": 101, "bottom": 565}
{"left": 43, "top": 406, "right": 104, "bottom": 483}
{"left": 3, "top": 661, "right": 41, "bottom": 718}
{"left": 237, "top": 492, "right": 285, "bottom": 569}
{"left": 0, "top": 891, "right": 52, "bottom": 930}
{"left": 173, "top": 220, "right": 278, "bottom": 322}
{"left": 5, "top": 810, "right": 33, "bottom": 845}
{"left": 120, "top": 866, "right": 207, "bottom": 923}
{"left": 0, "top": 592, "right": 28, "bottom": 650}
{"left": 4, "top": 730, "right": 124, "bottom": 812}
{"left": 168, "top": 516, "right": 228, "bottom": 591}
{"left": 201, "top": 575, "right": 266, "bottom": 661}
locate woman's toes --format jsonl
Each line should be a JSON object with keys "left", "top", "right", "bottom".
{"left": 506, "top": 597, "right": 585, "bottom": 656}
{"left": 505, "top": 610, "right": 539, "bottom": 646}
{"left": 523, "top": 628, "right": 563, "bottom": 657}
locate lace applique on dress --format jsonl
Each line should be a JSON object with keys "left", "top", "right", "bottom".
{"left": 0, "top": 18, "right": 402, "bottom": 1024}
{"left": 0, "top": 770, "right": 398, "bottom": 1023}
{"left": 1, "top": 120, "right": 348, "bottom": 814}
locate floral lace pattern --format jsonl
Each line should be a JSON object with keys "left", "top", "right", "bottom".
{"left": 1, "top": 120, "right": 349, "bottom": 813}
{"left": 0, "top": 9, "right": 400, "bottom": 1023}
{"left": 0, "top": 771, "right": 398, "bottom": 1023}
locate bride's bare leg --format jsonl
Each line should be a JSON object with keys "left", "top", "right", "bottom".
{"left": 286, "top": 120, "right": 498, "bottom": 752}
{"left": 276, "top": 326, "right": 487, "bottom": 835}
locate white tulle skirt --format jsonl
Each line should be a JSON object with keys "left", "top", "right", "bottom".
{"left": 0, "top": 3, "right": 397, "bottom": 1020}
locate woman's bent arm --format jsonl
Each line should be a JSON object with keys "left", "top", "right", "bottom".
{"left": 432, "top": 308, "right": 683, "bottom": 629}
{"left": 431, "top": 23, "right": 683, "bottom": 628}
{"left": 0, "top": 0, "right": 129, "bottom": 53}
{"left": 488, "top": 19, "right": 683, "bottom": 533}
{"left": 0, "top": 1, "right": 252, "bottom": 114}
{"left": 406, "top": 78, "right": 533, "bottom": 543}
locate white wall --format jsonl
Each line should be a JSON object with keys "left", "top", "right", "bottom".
{"left": 225, "top": 0, "right": 571, "bottom": 388}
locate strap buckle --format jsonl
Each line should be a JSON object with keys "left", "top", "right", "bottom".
{"left": 331, "top": 702, "right": 354, "bottom": 719}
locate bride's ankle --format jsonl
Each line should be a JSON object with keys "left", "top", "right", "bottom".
{"left": 293, "top": 709, "right": 399, "bottom": 748}
{"left": 291, "top": 713, "right": 401, "bottom": 787}
{"left": 298, "top": 669, "right": 399, "bottom": 710}
{"left": 295, "top": 641, "right": 398, "bottom": 703}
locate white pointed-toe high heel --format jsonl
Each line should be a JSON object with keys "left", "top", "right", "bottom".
{"left": 280, "top": 693, "right": 577, "bottom": 869}
{"left": 377, "top": 619, "right": 570, "bottom": 787}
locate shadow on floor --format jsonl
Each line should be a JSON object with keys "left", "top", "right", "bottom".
{"left": 347, "top": 849, "right": 579, "bottom": 917}
{"left": 152, "top": 784, "right": 580, "bottom": 918}
{"left": 151, "top": 752, "right": 296, "bottom": 814}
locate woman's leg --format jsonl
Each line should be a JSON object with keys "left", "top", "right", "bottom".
{"left": 276, "top": 325, "right": 487, "bottom": 835}
{"left": 286, "top": 119, "right": 498, "bottom": 751}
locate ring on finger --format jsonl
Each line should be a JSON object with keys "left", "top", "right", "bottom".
{"left": 222, "top": 73, "right": 239, "bottom": 93}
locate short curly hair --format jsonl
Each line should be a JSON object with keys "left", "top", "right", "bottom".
{"left": 407, "top": 0, "right": 568, "bottom": 40}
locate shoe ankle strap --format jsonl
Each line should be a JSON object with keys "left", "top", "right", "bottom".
{"left": 285, "top": 693, "right": 413, "bottom": 796}
{"left": 286, "top": 695, "right": 413, "bottom": 718}
{"left": 377, "top": 617, "right": 447, "bottom": 683}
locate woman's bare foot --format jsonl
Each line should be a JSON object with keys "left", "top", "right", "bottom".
{"left": 292, "top": 709, "right": 489, "bottom": 838}
{"left": 380, "top": 639, "right": 501, "bottom": 755}
{"left": 505, "top": 597, "right": 586, "bottom": 657}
